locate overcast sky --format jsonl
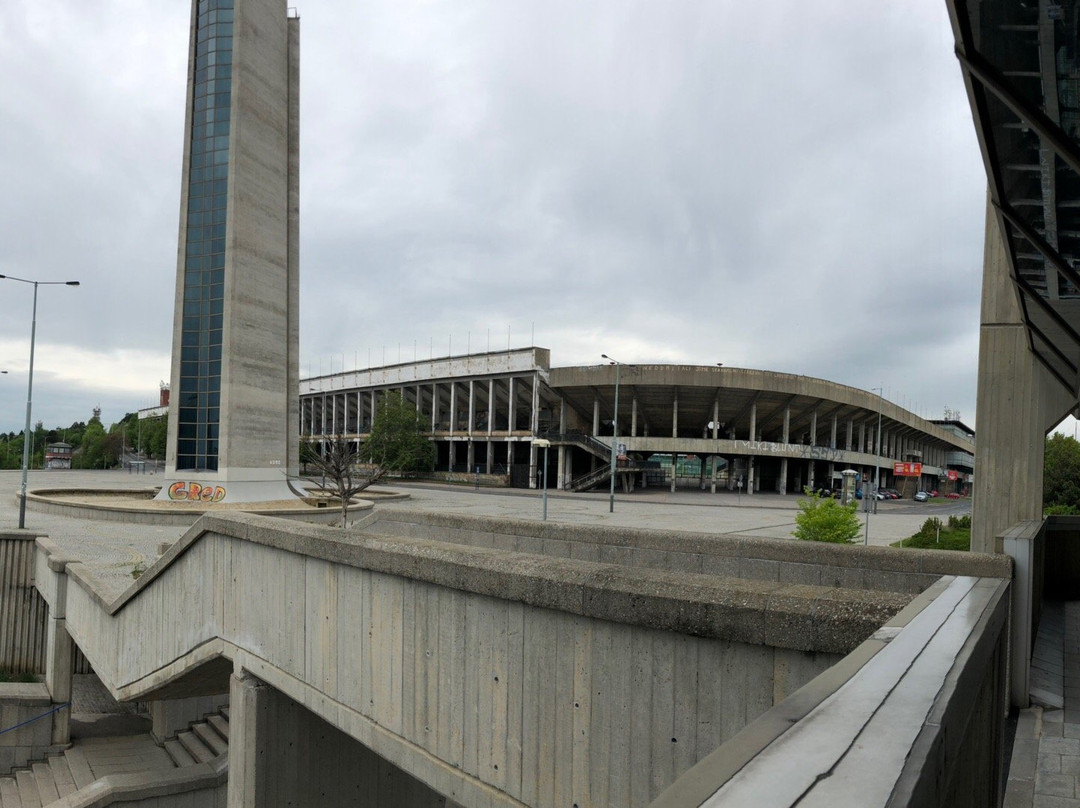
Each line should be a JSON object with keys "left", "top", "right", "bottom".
{"left": 0, "top": 1, "right": 999, "bottom": 435}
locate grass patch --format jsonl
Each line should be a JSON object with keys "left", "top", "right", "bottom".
{"left": 891, "top": 515, "right": 971, "bottom": 552}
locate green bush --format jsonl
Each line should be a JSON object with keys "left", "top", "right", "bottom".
{"left": 947, "top": 514, "right": 971, "bottom": 530}
{"left": 793, "top": 491, "right": 861, "bottom": 544}
{"left": 1044, "top": 503, "right": 1080, "bottom": 516}
{"left": 916, "top": 517, "right": 944, "bottom": 540}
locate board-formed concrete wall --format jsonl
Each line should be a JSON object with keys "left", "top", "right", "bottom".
{"left": 34, "top": 512, "right": 916, "bottom": 807}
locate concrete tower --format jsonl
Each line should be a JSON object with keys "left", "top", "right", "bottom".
{"left": 159, "top": 0, "right": 299, "bottom": 503}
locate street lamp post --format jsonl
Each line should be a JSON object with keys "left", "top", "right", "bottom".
{"left": 865, "top": 386, "right": 884, "bottom": 545}
{"left": 533, "top": 438, "right": 551, "bottom": 520}
{"left": 600, "top": 354, "right": 623, "bottom": 513}
{"left": 0, "top": 275, "right": 80, "bottom": 529}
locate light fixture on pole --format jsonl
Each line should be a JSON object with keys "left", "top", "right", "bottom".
{"left": 600, "top": 354, "right": 623, "bottom": 513}
{"left": 0, "top": 274, "right": 81, "bottom": 529}
{"left": 533, "top": 438, "right": 551, "bottom": 520}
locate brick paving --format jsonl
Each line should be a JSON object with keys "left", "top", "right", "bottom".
{"left": 1006, "top": 603, "right": 1080, "bottom": 808}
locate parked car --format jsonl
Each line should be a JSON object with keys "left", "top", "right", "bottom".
{"left": 930, "top": 490, "right": 939, "bottom": 498}
{"left": 914, "top": 491, "right": 930, "bottom": 502}
{"left": 945, "top": 492, "right": 961, "bottom": 499}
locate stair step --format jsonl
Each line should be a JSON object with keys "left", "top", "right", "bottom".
{"left": 0, "top": 776, "right": 22, "bottom": 808}
{"left": 207, "top": 713, "right": 229, "bottom": 740}
{"left": 192, "top": 723, "right": 228, "bottom": 756}
{"left": 30, "top": 764, "right": 58, "bottom": 806}
{"left": 219, "top": 706, "right": 229, "bottom": 721}
{"left": 177, "top": 731, "right": 215, "bottom": 764}
{"left": 163, "top": 739, "right": 196, "bottom": 768}
{"left": 14, "top": 771, "right": 39, "bottom": 808}
{"left": 62, "top": 748, "right": 94, "bottom": 790}
{"left": 47, "top": 756, "right": 75, "bottom": 799}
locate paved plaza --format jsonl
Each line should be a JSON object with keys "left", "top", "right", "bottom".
{"left": 0, "top": 468, "right": 967, "bottom": 601}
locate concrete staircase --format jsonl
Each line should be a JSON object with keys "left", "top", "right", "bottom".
{"left": 0, "top": 709, "right": 229, "bottom": 807}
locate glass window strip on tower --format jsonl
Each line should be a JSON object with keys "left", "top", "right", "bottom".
{"left": 176, "top": 0, "right": 233, "bottom": 472}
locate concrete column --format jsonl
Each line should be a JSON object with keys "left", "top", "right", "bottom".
{"left": 564, "top": 447, "right": 573, "bottom": 487}
{"left": 846, "top": 420, "right": 853, "bottom": 451}
{"left": 559, "top": 397, "right": 566, "bottom": 434}
{"left": 632, "top": 396, "right": 638, "bottom": 437}
{"left": 712, "top": 397, "right": 720, "bottom": 439}
{"left": 430, "top": 383, "right": 437, "bottom": 431}
{"left": 227, "top": 671, "right": 270, "bottom": 808}
{"left": 858, "top": 423, "right": 866, "bottom": 454}
{"left": 810, "top": 409, "right": 817, "bottom": 446}
{"left": 782, "top": 407, "right": 790, "bottom": 444}
{"left": 670, "top": 453, "right": 677, "bottom": 492}
{"left": 699, "top": 459, "right": 707, "bottom": 491}
{"left": 449, "top": 382, "right": 458, "bottom": 435}
{"left": 557, "top": 445, "right": 566, "bottom": 490}
{"left": 486, "top": 441, "right": 494, "bottom": 474}
{"left": 488, "top": 380, "right": 495, "bottom": 436}
{"left": 529, "top": 443, "right": 538, "bottom": 489}
{"left": 531, "top": 374, "right": 540, "bottom": 435}
{"left": 972, "top": 204, "right": 1075, "bottom": 551}
{"left": 807, "top": 460, "right": 815, "bottom": 491}
{"left": 44, "top": 560, "right": 71, "bottom": 746}
{"left": 831, "top": 414, "right": 838, "bottom": 449}
{"left": 508, "top": 377, "right": 516, "bottom": 432}
{"left": 748, "top": 457, "right": 755, "bottom": 495}
{"left": 467, "top": 441, "right": 475, "bottom": 472}
{"left": 468, "top": 380, "right": 475, "bottom": 435}
{"left": 710, "top": 456, "right": 718, "bottom": 494}
{"left": 447, "top": 440, "right": 455, "bottom": 472}
{"left": 592, "top": 397, "right": 600, "bottom": 436}
{"left": 779, "top": 459, "right": 788, "bottom": 494}
{"left": 672, "top": 392, "right": 679, "bottom": 438}
{"left": 749, "top": 403, "right": 757, "bottom": 442}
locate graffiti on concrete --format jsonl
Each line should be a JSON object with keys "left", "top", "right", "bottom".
{"left": 734, "top": 440, "right": 845, "bottom": 462}
{"left": 168, "top": 481, "right": 227, "bottom": 503}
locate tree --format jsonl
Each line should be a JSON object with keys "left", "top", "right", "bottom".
{"left": 301, "top": 437, "right": 372, "bottom": 527}
{"left": 301, "top": 392, "right": 435, "bottom": 527}
{"left": 793, "top": 490, "right": 861, "bottom": 543}
{"left": 363, "top": 391, "right": 436, "bottom": 474}
{"left": 1044, "top": 433, "right": 1080, "bottom": 514}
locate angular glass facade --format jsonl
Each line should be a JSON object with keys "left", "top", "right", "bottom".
{"left": 177, "top": 0, "right": 234, "bottom": 471}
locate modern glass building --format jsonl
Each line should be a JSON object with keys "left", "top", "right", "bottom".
{"left": 160, "top": 0, "right": 300, "bottom": 502}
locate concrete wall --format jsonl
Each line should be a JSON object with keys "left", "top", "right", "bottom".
{"left": 34, "top": 513, "right": 916, "bottom": 807}
{"left": 236, "top": 676, "right": 463, "bottom": 807}
{"left": 0, "top": 683, "right": 62, "bottom": 774}
{"left": 366, "top": 508, "right": 1012, "bottom": 596}
{"left": 49, "top": 760, "right": 227, "bottom": 808}
{"left": 651, "top": 575, "right": 1011, "bottom": 807}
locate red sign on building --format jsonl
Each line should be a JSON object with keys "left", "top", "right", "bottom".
{"left": 893, "top": 462, "right": 923, "bottom": 477}
{"left": 946, "top": 470, "right": 959, "bottom": 481}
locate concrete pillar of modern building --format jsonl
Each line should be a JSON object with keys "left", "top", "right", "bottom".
{"left": 557, "top": 445, "right": 566, "bottom": 489}
{"left": 447, "top": 441, "right": 456, "bottom": 472}
{"left": 449, "top": 381, "right": 458, "bottom": 435}
{"left": 858, "top": 423, "right": 866, "bottom": 454}
{"left": 466, "top": 441, "right": 475, "bottom": 473}
{"left": 227, "top": 671, "right": 270, "bottom": 808}
{"left": 710, "top": 456, "right": 718, "bottom": 494}
{"left": 43, "top": 559, "right": 71, "bottom": 746}
{"left": 810, "top": 409, "right": 818, "bottom": 446}
{"left": 846, "top": 420, "right": 853, "bottom": 451}
{"left": 488, "top": 380, "right": 495, "bottom": 437}
{"left": 430, "top": 382, "right": 438, "bottom": 431}
{"left": 807, "top": 460, "right": 815, "bottom": 492}
{"left": 671, "top": 453, "right": 677, "bottom": 493}
{"left": 672, "top": 392, "right": 679, "bottom": 438}
{"left": 529, "top": 442, "right": 538, "bottom": 489}
{"left": 468, "top": 380, "right": 475, "bottom": 436}
{"left": 748, "top": 456, "right": 755, "bottom": 496}
{"left": 592, "top": 396, "right": 600, "bottom": 436}
{"left": 486, "top": 441, "right": 494, "bottom": 475}
{"left": 749, "top": 403, "right": 757, "bottom": 443}
{"left": 830, "top": 414, "right": 837, "bottom": 449}
{"left": 530, "top": 373, "right": 540, "bottom": 436}
{"left": 508, "top": 377, "right": 516, "bottom": 432}
{"left": 973, "top": 204, "right": 1076, "bottom": 552}
{"left": 699, "top": 459, "right": 707, "bottom": 491}
{"left": 631, "top": 396, "right": 638, "bottom": 437}
{"left": 779, "top": 407, "right": 790, "bottom": 494}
